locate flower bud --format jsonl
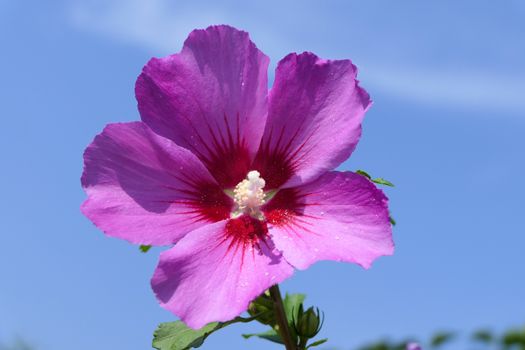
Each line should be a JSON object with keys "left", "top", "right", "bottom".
{"left": 294, "top": 306, "right": 323, "bottom": 339}
{"left": 248, "top": 294, "right": 275, "bottom": 325}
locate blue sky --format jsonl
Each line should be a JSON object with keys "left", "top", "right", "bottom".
{"left": 1, "top": 1, "right": 524, "bottom": 349}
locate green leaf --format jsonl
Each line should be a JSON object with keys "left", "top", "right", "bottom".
{"left": 389, "top": 216, "right": 396, "bottom": 226}
{"left": 247, "top": 293, "right": 276, "bottom": 326}
{"left": 356, "top": 170, "right": 394, "bottom": 187}
{"left": 282, "top": 293, "right": 306, "bottom": 343}
{"left": 153, "top": 316, "right": 257, "bottom": 350}
{"left": 358, "top": 341, "right": 392, "bottom": 350}
{"left": 393, "top": 341, "right": 412, "bottom": 350}
{"left": 356, "top": 170, "right": 372, "bottom": 179}
{"left": 472, "top": 329, "right": 493, "bottom": 343}
{"left": 153, "top": 321, "right": 220, "bottom": 350}
{"left": 283, "top": 293, "right": 306, "bottom": 324}
{"left": 242, "top": 329, "right": 283, "bottom": 344}
{"left": 430, "top": 332, "right": 455, "bottom": 347}
{"left": 502, "top": 329, "right": 525, "bottom": 347}
{"left": 307, "top": 338, "right": 328, "bottom": 349}
{"left": 372, "top": 178, "right": 395, "bottom": 187}
{"left": 139, "top": 245, "right": 151, "bottom": 253}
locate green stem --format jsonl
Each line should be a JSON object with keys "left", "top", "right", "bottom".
{"left": 269, "top": 284, "right": 296, "bottom": 350}
{"left": 298, "top": 337, "right": 308, "bottom": 350}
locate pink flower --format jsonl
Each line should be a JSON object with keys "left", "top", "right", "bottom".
{"left": 407, "top": 343, "right": 422, "bottom": 350}
{"left": 81, "top": 25, "right": 394, "bottom": 329}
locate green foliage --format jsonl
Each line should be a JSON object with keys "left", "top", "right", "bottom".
{"left": 153, "top": 321, "right": 220, "bottom": 350}
{"left": 307, "top": 338, "right": 328, "bottom": 349}
{"left": 472, "top": 329, "right": 493, "bottom": 343}
{"left": 242, "top": 329, "right": 283, "bottom": 344}
{"left": 359, "top": 339, "right": 412, "bottom": 350}
{"left": 0, "top": 338, "right": 34, "bottom": 350}
{"left": 245, "top": 292, "right": 314, "bottom": 347}
{"left": 248, "top": 292, "right": 276, "bottom": 326}
{"left": 372, "top": 178, "right": 395, "bottom": 187}
{"left": 284, "top": 293, "right": 306, "bottom": 345}
{"left": 294, "top": 307, "right": 323, "bottom": 339}
{"left": 357, "top": 325, "right": 525, "bottom": 350}
{"left": 356, "top": 170, "right": 372, "bottom": 179}
{"left": 244, "top": 292, "right": 327, "bottom": 350}
{"left": 430, "top": 332, "right": 455, "bottom": 347}
{"left": 283, "top": 293, "right": 306, "bottom": 325}
{"left": 502, "top": 327, "right": 525, "bottom": 348}
{"left": 139, "top": 245, "right": 151, "bottom": 253}
{"left": 356, "top": 169, "right": 396, "bottom": 226}
{"left": 152, "top": 316, "right": 257, "bottom": 350}
{"left": 355, "top": 170, "right": 395, "bottom": 187}
{"left": 152, "top": 290, "right": 329, "bottom": 350}
{"left": 284, "top": 293, "right": 327, "bottom": 350}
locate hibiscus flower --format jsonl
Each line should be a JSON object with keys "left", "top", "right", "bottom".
{"left": 81, "top": 25, "right": 393, "bottom": 329}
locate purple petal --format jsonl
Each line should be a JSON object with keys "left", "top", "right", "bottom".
{"left": 81, "top": 122, "right": 232, "bottom": 246}
{"left": 136, "top": 25, "right": 269, "bottom": 188}
{"left": 266, "top": 171, "right": 393, "bottom": 269}
{"left": 254, "top": 52, "right": 371, "bottom": 189}
{"left": 407, "top": 343, "right": 422, "bottom": 350}
{"left": 151, "top": 219, "right": 294, "bottom": 329}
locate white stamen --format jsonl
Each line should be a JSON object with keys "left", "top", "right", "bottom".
{"left": 232, "top": 170, "right": 266, "bottom": 220}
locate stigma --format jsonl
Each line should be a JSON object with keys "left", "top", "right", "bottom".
{"left": 231, "top": 170, "right": 266, "bottom": 220}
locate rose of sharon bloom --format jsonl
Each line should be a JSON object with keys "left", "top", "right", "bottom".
{"left": 81, "top": 25, "right": 394, "bottom": 329}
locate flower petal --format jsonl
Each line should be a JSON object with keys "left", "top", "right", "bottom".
{"left": 151, "top": 219, "right": 293, "bottom": 329}
{"left": 81, "top": 122, "right": 231, "bottom": 245}
{"left": 136, "top": 25, "right": 269, "bottom": 188}
{"left": 254, "top": 53, "right": 371, "bottom": 189}
{"left": 266, "top": 171, "right": 393, "bottom": 269}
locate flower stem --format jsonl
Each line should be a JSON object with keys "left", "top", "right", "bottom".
{"left": 298, "top": 337, "right": 308, "bottom": 350}
{"left": 269, "top": 284, "right": 296, "bottom": 350}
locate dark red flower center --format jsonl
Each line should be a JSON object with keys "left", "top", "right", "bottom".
{"left": 263, "top": 188, "right": 304, "bottom": 226}
{"left": 188, "top": 174, "right": 304, "bottom": 250}
{"left": 225, "top": 215, "right": 269, "bottom": 247}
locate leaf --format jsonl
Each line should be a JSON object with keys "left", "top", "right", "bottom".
{"left": 502, "top": 329, "right": 525, "bottom": 347}
{"left": 243, "top": 329, "right": 283, "bottom": 344}
{"left": 283, "top": 293, "right": 306, "bottom": 324}
{"left": 153, "top": 316, "right": 257, "bottom": 350}
{"left": 394, "top": 341, "right": 413, "bottom": 350}
{"left": 356, "top": 170, "right": 394, "bottom": 187}
{"left": 307, "top": 338, "right": 328, "bottom": 348}
{"left": 282, "top": 293, "right": 306, "bottom": 343}
{"left": 152, "top": 321, "right": 220, "bottom": 350}
{"left": 139, "top": 245, "right": 151, "bottom": 253}
{"left": 248, "top": 293, "right": 276, "bottom": 326}
{"left": 472, "top": 329, "right": 493, "bottom": 343}
{"left": 358, "top": 341, "right": 392, "bottom": 350}
{"left": 430, "top": 332, "right": 455, "bottom": 347}
{"left": 389, "top": 216, "right": 396, "bottom": 226}
{"left": 372, "top": 178, "right": 395, "bottom": 187}
{"left": 356, "top": 170, "right": 372, "bottom": 179}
